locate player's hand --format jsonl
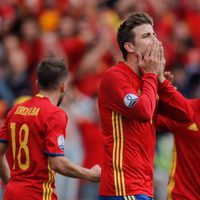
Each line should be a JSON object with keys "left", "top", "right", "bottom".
{"left": 89, "top": 164, "right": 101, "bottom": 182}
{"left": 164, "top": 71, "right": 173, "bottom": 83}
{"left": 157, "top": 42, "right": 166, "bottom": 83}
{"left": 137, "top": 40, "right": 160, "bottom": 75}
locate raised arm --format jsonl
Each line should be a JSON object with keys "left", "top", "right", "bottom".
{"left": 99, "top": 69, "right": 158, "bottom": 122}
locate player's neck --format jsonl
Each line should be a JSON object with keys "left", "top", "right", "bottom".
{"left": 39, "top": 90, "right": 61, "bottom": 106}
{"left": 124, "top": 55, "right": 140, "bottom": 76}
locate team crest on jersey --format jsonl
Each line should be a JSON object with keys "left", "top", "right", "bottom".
{"left": 57, "top": 135, "right": 65, "bottom": 151}
{"left": 124, "top": 93, "right": 138, "bottom": 108}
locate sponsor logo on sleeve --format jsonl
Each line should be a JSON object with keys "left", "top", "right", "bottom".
{"left": 57, "top": 135, "right": 65, "bottom": 151}
{"left": 124, "top": 94, "right": 138, "bottom": 108}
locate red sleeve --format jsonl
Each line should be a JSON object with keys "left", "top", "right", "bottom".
{"left": 99, "top": 70, "right": 158, "bottom": 122}
{"left": 158, "top": 80, "right": 193, "bottom": 123}
{"left": 44, "top": 111, "right": 67, "bottom": 156}
{"left": 157, "top": 114, "right": 176, "bottom": 133}
{"left": 0, "top": 121, "right": 9, "bottom": 143}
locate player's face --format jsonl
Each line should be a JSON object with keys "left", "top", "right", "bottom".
{"left": 132, "top": 24, "right": 158, "bottom": 56}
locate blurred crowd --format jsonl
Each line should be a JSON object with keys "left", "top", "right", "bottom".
{"left": 0, "top": 0, "right": 200, "bottom": 199}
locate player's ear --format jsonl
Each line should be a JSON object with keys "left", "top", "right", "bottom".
{"left": 35, "top": 80, "right": 39, "bottom": 89}
{"left": 60, "top": 82, "right": 65, "bottom": 93}
{"left": 124, "top": 42, "right": 135, "bottom": 53}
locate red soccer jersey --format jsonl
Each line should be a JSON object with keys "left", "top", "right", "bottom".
{"left": 0, "top": 94, "right": 67, "bottom": 200}
{"left": 98, "top": 62, "right": 193, "bottom": 197}
{"left": 157, "top": 99, "right": 200, "bottom": 200}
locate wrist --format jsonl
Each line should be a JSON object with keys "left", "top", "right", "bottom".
{"left": 158, "top": 75, "right": 165, "bottom": 83}
{"left": 87, "top": 169, "right": 93, "bottom": 181}
{"left": 82, "top": 167, "right": 92, "bottom": 181}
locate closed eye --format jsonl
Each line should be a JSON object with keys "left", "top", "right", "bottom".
{"left": 142, "top": 32, "right": 157, "bottom": 38}
{"left": 142, "top": 33, "right": 151, "bottom": 38}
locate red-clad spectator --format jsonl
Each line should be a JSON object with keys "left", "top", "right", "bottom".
{"left": 183, "top": 0, "right": 200, "bottom": 47}
{"left": 0, "top": 1, "right": 17, "bottom": 35}
{"left": 59, "top": 16, "right": 87, "bottom": 74}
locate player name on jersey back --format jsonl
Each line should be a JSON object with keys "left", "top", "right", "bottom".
{"left": 14, "top": 106, "right": 40, "bottom": 116}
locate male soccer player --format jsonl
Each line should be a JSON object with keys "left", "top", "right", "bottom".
{"left": 157, "top": 98, "right": 200, "bottom": 200}
{"left": 0, "top": 58, "right": 101, "bottom": 200}
{"left": 98, "top": 12, "right": 193, "bottom": 200}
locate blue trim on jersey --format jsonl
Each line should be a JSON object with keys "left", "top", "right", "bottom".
{"left": 98, "top": 195, "right": 154, "bottom": 200}
{"left": 134, "top": 195, "right": 154, "bottom": 200}
{"left": 98, "top": 197, "right": 124, "bottom": 200}
{"left": 44, "top": 151, "right": 65, "bottom": 156}
{"left": 0, "top": 139, "right": 8, "bottom": 143}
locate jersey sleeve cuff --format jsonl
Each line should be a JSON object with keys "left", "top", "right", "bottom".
{"left": 143, "top": 73, "right": 157, "bottom": 78}
{"left": 158, "top": 79, "right": 170, "bottom": 90}
{"left": 44, "top": 151, "right": 65, "bottom": 157}
{"left": 142, "top": 73, "right": 158, "bottom": 86}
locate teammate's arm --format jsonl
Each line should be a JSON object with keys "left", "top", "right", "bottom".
{"left": 157, "top": 114, "right": 174, "bottom": 133}
{"left": 0, "top": 143, "right": 10, "bottom": 185}
{"left": 158, "top": 81, "right": 193, "bottom": 123}
{"left": 46, "top": 112, "right": 100, "bottom": 182}
{"left": 48, "top": 156, "right": 101, "bottom": 182}
{"left": 157, "top": 46, "right": 193, "bottom": 123}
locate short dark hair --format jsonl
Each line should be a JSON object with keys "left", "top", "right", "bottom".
{"left": 117, "top": 12, "right": 153, "bottom": 60}
{"left": 37, "top": 58, "right": 67, "bottom": 90}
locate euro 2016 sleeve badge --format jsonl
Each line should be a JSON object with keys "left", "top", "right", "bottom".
{"left": 57, "top": 135, "right": 65, "bottom": 151}
{"left": 124, "top": 94, "right": 138, "bottom": 108}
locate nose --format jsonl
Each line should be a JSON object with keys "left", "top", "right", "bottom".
{"left": 152, "top": 35, "right": 158, "bottom": 42}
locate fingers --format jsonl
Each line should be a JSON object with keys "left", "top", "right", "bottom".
{"left": 158, "top": 42, "right": 162, "bottom": 60}
{"left": 136, "top": 52, "right": 143, "bottom": 67}
{"left": 153, "top": 41, "right": 160, "bottom": 61}
{"left": 144, "top": 44, "right": 152, "bottom": 60}
{"left": 159, "top": 42, "right": 166, "bottom": 63}
{"left": 146, "top": 41, "right": 160, "bottom": 67}
{"left": 90, "top": 166, "right": 101, "bottom": 182}
{"left": 145, "top": 41, "right": 159, "bottom": 62}
{"left": 164, "top": 71, "right": 174, "bottom": 83}
{"left": 137, "top": 40, "right": 166, "bottom": 76}
{"left": 160, "top": 42, "right": 164, "bottom": 58}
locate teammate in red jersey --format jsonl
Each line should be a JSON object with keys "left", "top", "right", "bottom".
{"left": 98, "top": 12, "right": 193, "bottom": 200}
{"left": 157, "top": 98, "right": 200, "bottom": 200}
{"left": 0, "top": 58, "right": 101, "bottom": 200}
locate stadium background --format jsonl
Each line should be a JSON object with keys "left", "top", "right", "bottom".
{"left": 0, "top": 0, "right": 199, "bottom": 199}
